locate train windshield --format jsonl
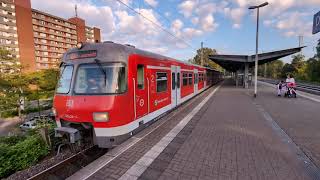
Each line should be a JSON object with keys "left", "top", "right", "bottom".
{"left": 74, "top": 63, "right": 126, "bottom": 94}
{"left": 56, "top": 65, "right": 73, "bottom": 94}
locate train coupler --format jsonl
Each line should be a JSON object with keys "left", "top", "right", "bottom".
{"left": 55, "top": 127, "right": 81, "bottom": 143}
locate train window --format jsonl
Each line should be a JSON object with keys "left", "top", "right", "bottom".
{"left": 172, "top": 72, "right": 175, "bottom": 90}
{"left": 188, "top": 73, "right": 193, "bottom": 85}
{"left": 56, "top": 65, "right": 73, "bottom": 94}
{"left": 74, "top": 63, "right": 126, "bottom": 94}
{"left": 199, "top": 73, "right": 203, "bottom": 82}
{"left": 194, "top": 74, "right": 198, "bottom": 84}
{"left": 156, "top": 72, "right": 167, "bottom": 93}
{"left": 182, "top": 73, "right": 188, "bottom": 86}
{"left": 137, "top": 65, "right": 144, "bottom": 89}
{"left": 177, "top": 73, "right": 180, "bottom": 88}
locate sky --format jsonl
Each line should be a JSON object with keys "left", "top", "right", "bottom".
{"left": 30, "top": 0, "right": 320, "bottom": 63}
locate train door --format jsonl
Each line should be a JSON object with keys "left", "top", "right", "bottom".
{"left": 171, "top": 65, "right": 181, "bottom": 107}
{"left": 135, "top": 64, "right": 148, "bottom": 119}
{"left": 194, "top": 69, "right": 198, "bottom": 94}
{"left": 176, "top": 66, "right": 181, "bottom": 105}
{"left": 204, "top": 70, "right": 207, "bottom": 88}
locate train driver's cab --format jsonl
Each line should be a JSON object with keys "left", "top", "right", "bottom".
{"left": 56, "top": 62, "right": 127, "bottom": 95}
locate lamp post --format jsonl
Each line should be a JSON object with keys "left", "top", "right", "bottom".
{"left": 249, "top": 2, "right": 268, "bottom": 98}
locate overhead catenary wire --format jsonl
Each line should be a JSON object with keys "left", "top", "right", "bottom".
{"left": 142, "top": 0, "right": 172, "bottom": 25}
{"left": 114, "top": 0, "right": 196, "bottom": 50}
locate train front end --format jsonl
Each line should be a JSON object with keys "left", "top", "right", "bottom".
{"left": 53, "top": 43, "right": 133, "bottom": 148}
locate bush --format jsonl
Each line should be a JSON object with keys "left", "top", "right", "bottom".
{"left": 0, "top": 104, "right": 52, "bottom": 118}
{"left": 0, "top": 109, "right": 18, "bottom": 118}
{"left": 0, "top": 135, "right": 49, "bottom": 178}
{"left": 0, "top": 136, "right": 25, "bottom": 146}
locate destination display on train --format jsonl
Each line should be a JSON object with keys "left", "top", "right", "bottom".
{"left": 67, "top": 50, "right": 97, "bottom": 60}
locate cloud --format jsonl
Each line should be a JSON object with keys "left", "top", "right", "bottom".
{"left": 264, "top": 11, "right": 313, "bottom": 37}
{"left": 178, "top": 0, "right": 196, "bottom": 18}
{"left": 199, "top": 15, "right": 218, "bottom": 32}
{"left": 171, "top": 19, "right": 184, "bottom": 32}
{"left": 182, "top": 28, "right": 203, "bottom": 39}
{"left": 178, "top": 1, "right": 219, "bottom": 32}
{"left": 224, "top": 7, "right": 246, "bottom": 29}
{"left": 144, "top": 0, "right": 158, "bottom": 7}
{"left": 191, "top": 17, "right": 199, "bottom": 25}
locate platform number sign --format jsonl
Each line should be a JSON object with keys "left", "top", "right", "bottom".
{"left": 313, "top": 11, "right": 320, "bottom": 34}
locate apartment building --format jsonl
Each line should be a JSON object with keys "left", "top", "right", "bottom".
{"left": 0, "top": 0, "right": 101, "bottom": 72}
{"left": 0, "top": 0, "right": 19, "bottom": 59}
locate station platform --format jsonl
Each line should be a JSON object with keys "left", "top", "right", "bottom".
{"left": 68, "top": 80, "right": 320, "bottom": 180}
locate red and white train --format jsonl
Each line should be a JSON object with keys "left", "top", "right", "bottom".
{"left": 53, "top": 42, "right": 222, "bottom": 148}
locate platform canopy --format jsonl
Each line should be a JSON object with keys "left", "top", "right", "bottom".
{"left": 209, "top": 47, "right": 305, "bottom": 72}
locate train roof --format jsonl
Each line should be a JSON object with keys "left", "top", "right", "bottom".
{"left": 63, "top": 42, "right": 220, "bottom": 72}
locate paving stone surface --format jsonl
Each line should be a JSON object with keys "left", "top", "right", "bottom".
{"left": 86, "top": 86, "right": 216, "bottom": 180}
{"left": 139, "top": 82, "right": 317, "bottom": 180}
{"left": 256, "top": 83, "right": 320, "bottom": 171}
{"left": 84, "top": 80, "right": 320, "bottom": 180}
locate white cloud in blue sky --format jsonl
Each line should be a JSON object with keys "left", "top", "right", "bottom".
{"left": 31, "top": 0, "right": 320, "bottom": 63}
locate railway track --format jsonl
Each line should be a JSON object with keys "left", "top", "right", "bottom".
{"left": 260, "top": 79, "right": 320, "bottom": 95}
{"left": 27, "top": 146, "right": 108, "bottom": 180}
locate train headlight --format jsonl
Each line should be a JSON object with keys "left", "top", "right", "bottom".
{"left": 93, "top": 112, "right": 109, "bottom": 122}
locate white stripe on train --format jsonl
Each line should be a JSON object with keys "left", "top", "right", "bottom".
{"left": 94, "top": 88, "right": 208, "bottom": 137}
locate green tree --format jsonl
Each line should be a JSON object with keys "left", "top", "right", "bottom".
{"left": 0, "top": 48, "right": 59, "bottom": 117}
{"left": 305, "top": 41, "right": 320, "bottom": 83}
{"left": 0, "top": 48, "right": 26, "bottom": 114}
{"left": 305, "top": 57, "right": 320, "bottom": 82}
{"left": 267, "top": 60, "right": 284, "bottom": 78}
{"left": 191, "top": 47, "right": 223, "bottom": 71}
{"left": 291, "top": 54, "right": 307, "bottom": 80}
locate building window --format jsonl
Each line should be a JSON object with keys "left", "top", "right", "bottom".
{"left": 156, "top": 72, "right": 167, "bottom": 93}
{"left": 40, "top": 33, "right": 46, "bottom": 37}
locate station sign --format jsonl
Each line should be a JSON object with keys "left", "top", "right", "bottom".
{"left": 313, "top": 11, "right": 320, "bottom": 34}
